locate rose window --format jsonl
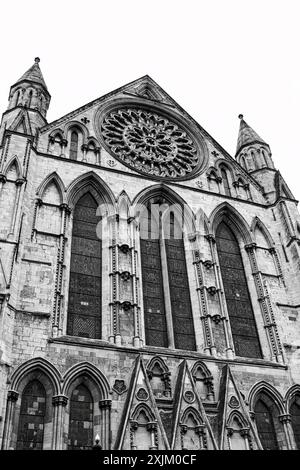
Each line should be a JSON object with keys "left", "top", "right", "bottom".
{"left": 101, "top": 108, "right": 200, "bottom": 179}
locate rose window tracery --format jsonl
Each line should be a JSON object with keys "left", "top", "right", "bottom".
{"left": 101, "top": 108, "right": 200, "bottom": 179}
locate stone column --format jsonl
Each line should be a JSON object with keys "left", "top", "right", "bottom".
{"left": 8, "top": 177, "right": 25, "bottom": 238}
{"left": 108, "top": 215, "right": 120, "bottom": 344}
{"left": 99, "top": 399, "right": 112, "bottom": 449}
{"left": 147, "top": 422, "right": 158, "bottom": 450}
{"left": 130, "top": 421, "right": 138, "bottom": 450}
{"left": 193, "top": 248, "right": 215, "bottom": 355}
{"left": 2, "top": 390, "right": 19, "bottom": 450}
{"left": 96, "top": 147, "right": 101, "bottom": 165}
{"left": 61, "top": 139, "right": 68, "bottom": 158}
{"left": 279, "top": 414, "right": 294, "bottom": 450}
{"left": 52, "top": 203, "right": 70, "bottom": 337}
{"left": 31, "top": 197, "right": 43, "bottom": 240}
{"left": 81, "top": 144, "right": 88, "bottom": 162}
{"left": 240, "top": 428, "right": 251, "bottom": 450}
{"left": 245, "top": 243, "right": 284, "bottom": 362}
{"left": 206, "top": 233, "right": 234, "bottom": 358}
{"left": 0, "top": 174, "right": 7, "bottom": 199}
{"left": 52, "top": 395, "right": 68, "bottom": 450}
{"left": 196, "top": 424, "right": 207, "bottom": 449}
{"left": 129, "top": 217, "right": 141, "bottom": 347}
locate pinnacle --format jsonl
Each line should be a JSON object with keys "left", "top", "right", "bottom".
{"left": 236, "top": 114, "right": 267, "bottom": 155}
{"left": 15, "top": 57, "right": 48, "bottom": 90}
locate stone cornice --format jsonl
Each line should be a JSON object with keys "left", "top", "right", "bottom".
{"left": 48, "top": 336, "right": 288, "bottom": 370}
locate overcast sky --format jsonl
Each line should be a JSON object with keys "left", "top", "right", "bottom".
{"left": 1, "top": 0, "right": 299, "bottom": 201}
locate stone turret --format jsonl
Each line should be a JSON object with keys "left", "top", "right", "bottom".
{"left": 0, "top": 58, "right": 51, "bottom": 140}
{"left": 235, "top": 114, "right": 277, "bottom": 201}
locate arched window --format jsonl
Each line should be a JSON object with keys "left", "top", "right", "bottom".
{"left": 261, "top": 149, "right": 268, "bottom": 167}
{"left": 216, "top": 222, "right": 262, "bottom": 358}
{"left": 68, "top": 384, "right": 93, "bottom": 450}
{"left": 255, "top": 398, "right": 278, "bottom": 450}
{"left": 28, "top": 90, "right": 33, "bottom": 108}
{"left": 140, "top": 205, "right": 196, "bottom": 350}
{"left": 180, "top": 409, "right": 206, "bottom": 450}
{"left": 290, "top": 396, "right": 300, "bottom": 449}
{"left": 146, "top": 357, "right": 171, "bottom": 398}
{"left": 220, "top": 168, "right": 231, "bottom": 196}
{"left": 16, "top": 380, "right": 46, "bottom": 450}
{"left": 15, "top": 90, "right": 20, "bottom": 107}
{"left": 130, "top": 405, "right": 157, "bottom": 450}
{"left": 67, "top": 192, "right": 102, "bottom": 338}
{"left": 140, "top": 205, "right": 167, "bottom": 348}
{"left": 70, "top": 130, "right": 79, "bottom": 160}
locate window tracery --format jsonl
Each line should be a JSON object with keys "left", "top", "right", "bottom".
{"left": 140, "top": 203, "right": 196, "bottom": 350}
{"left": 101, "top": 108, "right": 202, "bottom": 179}
{"left": 215, "top": 222, "right": 262, "bottom": 358}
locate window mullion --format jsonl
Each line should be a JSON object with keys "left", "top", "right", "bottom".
{"left": 159, "top": 212, "right": 175, "bottom": 349}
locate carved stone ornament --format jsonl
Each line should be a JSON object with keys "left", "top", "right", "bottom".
{"left": 107, "top": 159, "right": 117, "bottom": 167}
{"left": 228, "top": 395, "right": 240, "bottom": 409}
{"left": 113, "top": 379, "right": 127, "bottom": 395}
{"left": 183, "top": 390, "right": 195, "bottom": 404}
{"left": 101, "top": 107, "right": 204, "bottom": 180}
{"left": 136, "top": 388, "right": 149, "bottom": 401}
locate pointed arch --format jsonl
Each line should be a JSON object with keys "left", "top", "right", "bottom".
{"left": 135, "top": 184, "right": 196, "bottom": 351}
{"left": 285, "top": 384, "right": 300, "bottom": 412}
{"left": 206, "top": 166, "right": 220, "bottom": 180}
{"left": 131, "top": 402, "right": 156, "bottom": 422}
{"left": 181, "top": 406, "right": 203, "bottom": 425}
{"left": 66, "top": 171, "right": 116, "bottom": 215}
{"left": 248, "top": 381, "right": 285, "bottom": 414}
{"left": 215, "top": 158, "right": 236, "bottom": 178}
{"left": 49, "top": 128, "right": 64, "bottom": 140}
{"left": 190, "top": 360, "right": 212, "bottom": 379}
{"left": 191, "top": 361, "right": 214, "bottom": 401}
{"left": 236, "top": 174, "right": 247, "bottom": 186}
{"left": 226, "top": 410, "right": 249, "bottom": 428}
{"left": 117, "top": 190, "right": 131, "bottom": 218}
{"left": 251, "top": 217, "right": 275, "bottom": 248}
{"left": 3, "top": 156, "right": 22, "bottom": 179}
{"left": 146, "top": 356, "right": 169, "bottom": 375}
{"left": 146, "top": 356, "right": 171, "bottom": 398}
{"left": 62, "top": 361, "right": 111, "bottom": 399}
{"left": 87, "top": 136, "right": 99, "bottom": 147}
{"left": 250, "top": 384, "right": 286, "bottom": 450}
{"left": 63, "top": 120, "right": 89, "bottom": 142}
{"left": 37, "top": 172, "right": 66, "bottom": 203}
{"left": 9, "top": 357, "right": 61, "bottom": 395}
{"left": 135, "top": 82, "right": 163, "bottom": 101}
{"left": 131, "top": 183, "right": 196, "bottom": 235}
{"left": 209, "top": 202, "right": 253, "bottom": 245}
{"left": 212, "top": 206, "right": 262, "bottom": 358}
{"left": 10, "top": 109, "right": 32, "bottom": 135}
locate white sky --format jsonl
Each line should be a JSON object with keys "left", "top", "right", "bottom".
{"left": 1, "top": 0, "right": 299, "bottom": 201}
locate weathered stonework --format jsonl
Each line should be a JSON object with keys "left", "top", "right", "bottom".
{"left": 0, "top": 60, "right": 300, "bottom": 450}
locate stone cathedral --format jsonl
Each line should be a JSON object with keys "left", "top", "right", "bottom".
{"left": 0, "top": 58, "right": 299, "bottom": 451}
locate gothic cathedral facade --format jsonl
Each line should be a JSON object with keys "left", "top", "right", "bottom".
{"left": 0, "top": 58, "right": 300, "bottom": 450}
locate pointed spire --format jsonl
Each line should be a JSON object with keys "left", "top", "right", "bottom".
{"left": 236, "top": 114, "right": 267, "bottom": 155}
{"left": 15, "top": 57, "right": 48, "bottom": 90}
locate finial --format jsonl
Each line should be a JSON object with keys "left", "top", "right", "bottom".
{"left": 95, "top": 434, "right": 100, "bottom": 444}
{"left": 238, "top": 114, "right": 244, "bottom": 120}
{"left": 34, "top": 57, "right": 40, "bottom": 64}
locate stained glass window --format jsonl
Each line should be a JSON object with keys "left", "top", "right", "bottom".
{"left": 67, "top": 193, "right": 102, "bottom": 338}
{"left": 216, "top": 222, "right": 262, "bottom": 358}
